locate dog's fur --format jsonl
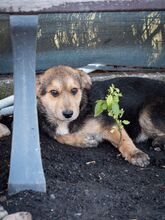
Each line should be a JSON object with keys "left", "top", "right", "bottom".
{"left": 37, "top": 65, "right": 165, "bottom": 167}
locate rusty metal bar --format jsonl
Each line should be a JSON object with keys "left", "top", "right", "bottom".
{"left": 0, "top": 0, "right": 165, "bottom": 14}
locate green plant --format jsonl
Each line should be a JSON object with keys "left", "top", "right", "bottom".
{"left": 94, "top": 84, "right": 130, "bottom": 133}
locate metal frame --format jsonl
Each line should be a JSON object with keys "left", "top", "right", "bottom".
{"left": 0, "top": 0, "right": 165, "bottom": 14}
{"left": 8, "top": 15, "right": 46, "bottom": 194}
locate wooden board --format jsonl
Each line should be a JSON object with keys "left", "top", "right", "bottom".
{"left": 0, "top": 0, "right": 165, "bottom": 14}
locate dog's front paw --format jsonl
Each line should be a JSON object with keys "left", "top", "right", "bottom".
{"left": 129, "top": 150, "right": 150, "bottom": 167}
{"left": 83, "top": 134, "right": 100, "bottom": 148}
{"left": 55, "top": 133, "right": 101, "bottom": 148}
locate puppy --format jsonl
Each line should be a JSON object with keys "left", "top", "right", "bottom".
{"left": 37, "top": 65, "right": 165, "bottom": 167}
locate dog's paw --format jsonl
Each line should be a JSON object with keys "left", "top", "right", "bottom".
{"left": 129, "top": 150, "right": 150, "bottom": 167}
{"left": 83, "top": 134, "right": 100, "bottom": 148}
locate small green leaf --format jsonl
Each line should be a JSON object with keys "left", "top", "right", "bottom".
{"left": 108, "top": 111, "right": 113, "bottom": 117}
{"left": 112, "top": 103, "right": 120, "bottom": 116}
{"left": 94, "top": 105, "right": 102, "bottom": 116}
{"left": 106, "top": 95, "right": 113, "bottom": 106}
{"left": 94, "top": 101, "right": 106, "bottom": 117}
{"left": 119, "top": 109, "right": 124, "bottom": 117}
{"left": 114, "top": 96, "right": 119, "bottom": 103}
{"left": 94, "top": 84, "right": 130, "bottom": 132}
{"left": 122, "top": 120, "right": 130, "bottom": 125}
{"left": 102, "top": 103, "right": 107, "bottom": 110}
{"left": 110, "top": 84, "right": 114, "bottom": 93}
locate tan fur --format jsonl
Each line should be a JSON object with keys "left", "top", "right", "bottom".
{"left": 56, "top": 121, "right": 149, "bottom": 166}
{"left": 37, "top": 66, "right": 92, "bottom": 134}
{"left": 39, "top": 78, "right": 82, "bottom": 122}
{"left": 56, "top": 119, "right": 103, "bottom": 147}
{"left": 102, "top": 126, "right": 149, "bottom": 165}
{"left": 139, "top": 109, "right": 164, "bottom": 138}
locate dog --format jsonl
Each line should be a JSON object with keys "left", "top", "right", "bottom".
{"left": 37, "top": 65, "right": 165, "bottom": 167}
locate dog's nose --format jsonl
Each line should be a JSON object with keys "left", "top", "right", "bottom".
{"left": 62, "top": 110, "right": 73, "bottom": 119}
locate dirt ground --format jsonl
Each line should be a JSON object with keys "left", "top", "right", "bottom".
{"left": 0, "top": 119, "right": 165, "bottom": 220}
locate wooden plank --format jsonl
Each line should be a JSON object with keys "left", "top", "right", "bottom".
{"left": 0, "top": 0, "right": 165, "bottom": 14}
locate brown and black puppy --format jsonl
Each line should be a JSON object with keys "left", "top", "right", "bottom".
{"left": 37, "top": 65, "right": 165, "bottom": 167}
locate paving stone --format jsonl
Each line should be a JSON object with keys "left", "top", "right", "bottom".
{"left": 0, "top": 123, "right": 10, "bottom": 139}
{"left": 3, "top": 212, "right": 32, "bottom": 220}
{"left": 0, "top": 205, "right": 8, "bottom": 220}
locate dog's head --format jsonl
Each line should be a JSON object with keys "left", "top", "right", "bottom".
{"left": 37, "top": 65, "right": 92, "bottom": 122}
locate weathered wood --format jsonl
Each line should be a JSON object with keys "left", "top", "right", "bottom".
{"left": 0, "top": 0, "right": 165, "bottom": 14}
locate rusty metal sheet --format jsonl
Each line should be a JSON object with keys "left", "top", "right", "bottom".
{"left": 0, "top": 0, "right": 165, "bottom": 14}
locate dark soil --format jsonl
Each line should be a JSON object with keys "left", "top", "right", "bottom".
{"left": 0, "top": 126, "right": 165, "bottom": 220}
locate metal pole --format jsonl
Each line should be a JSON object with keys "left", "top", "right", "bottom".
{"left": 8, "top": 15, "right": 46, "bottom": 194}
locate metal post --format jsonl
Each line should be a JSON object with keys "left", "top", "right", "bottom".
{"left": 8, "top": 15, "right": 46, "bottom": 194}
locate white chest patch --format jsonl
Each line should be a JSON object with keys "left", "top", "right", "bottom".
{"left": 56, "top": 122, "right": 69, "bottom": 135}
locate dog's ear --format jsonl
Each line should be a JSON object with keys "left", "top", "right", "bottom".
{"left": 36, "top": 76, "right": 41, "bottom": 97}
{"left": 77, "top": 70, "right": 92, "bottom": 90}
{"left": 36, "top": 74, "right": 47, "bottom": 97}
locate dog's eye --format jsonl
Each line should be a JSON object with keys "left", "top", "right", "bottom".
{"left": 50, "top": 90, "right": 59, "bottom": 97}
{"left": 71, "top": 88, "right": 78, "bottom": 95}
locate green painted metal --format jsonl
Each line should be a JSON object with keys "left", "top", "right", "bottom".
{"left": 0, "top": 12, "right": 165, "bottom": 74}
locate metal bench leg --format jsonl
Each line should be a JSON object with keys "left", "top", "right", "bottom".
{"left": 8, "top": 15, "right": 46, "bottom": 194}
